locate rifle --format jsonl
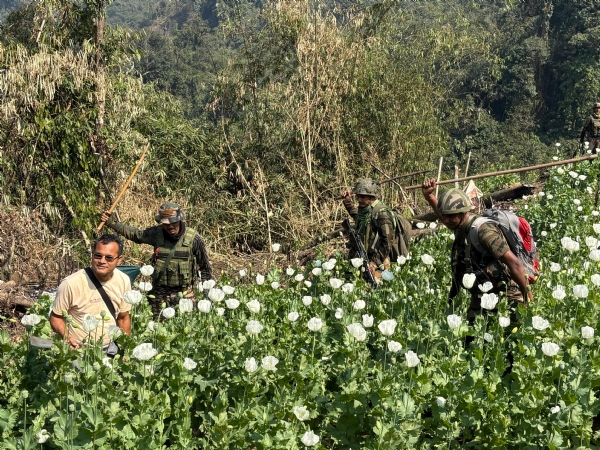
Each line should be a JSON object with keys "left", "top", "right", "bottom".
{"left": 343, "top": 217, "right": 378, "bottom": 288}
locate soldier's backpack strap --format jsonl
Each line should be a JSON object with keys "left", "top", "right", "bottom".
{"left": 371, "top": 203, "right": 397, "bottom": 230}
{"left": 462, "top": 215, "right": 480, "bottom": 274}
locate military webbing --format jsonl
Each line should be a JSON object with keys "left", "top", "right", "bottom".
{"left": 152, "top": 245, "right": 178, "bottom": 282}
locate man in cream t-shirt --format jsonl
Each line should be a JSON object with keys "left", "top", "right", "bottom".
{"left": 50, "top": 234, "right": 132, "bottom": 350}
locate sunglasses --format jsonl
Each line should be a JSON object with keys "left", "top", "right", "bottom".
{"left": 92, "top": 253, "right": 121, "bottom": 263}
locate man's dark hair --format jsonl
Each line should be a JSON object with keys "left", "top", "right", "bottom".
{"left": 92, "top": 234, "right": 124, "bottom": 256}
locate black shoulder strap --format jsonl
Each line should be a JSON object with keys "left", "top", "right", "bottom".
{"left": 84, "top": 268, "right": 117, "bottom": 320}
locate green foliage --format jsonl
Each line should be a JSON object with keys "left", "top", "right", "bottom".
{"left": 2, "top": 162, "right": 600, "bottom": 447}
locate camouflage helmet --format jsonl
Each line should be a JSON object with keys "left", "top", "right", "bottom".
{"left": 155, "top": 203, "right": 185, "bottom": 224}
{"left": 437, "top": 188, "right": 472, "bottom": 215}
{"left": 594, "top": 102, "right": 600, "bottom": 109}
{"left": 352, "top": 178, "right": 378, "bottom": 197}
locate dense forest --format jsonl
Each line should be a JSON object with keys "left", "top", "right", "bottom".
{"left": 1, "top": 0, "right": 599, "bottom": 257}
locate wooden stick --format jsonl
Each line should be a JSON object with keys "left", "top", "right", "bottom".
{"left": 463, "top": 151, "right": 472, "bottom": 179}
{"left": 96, "top": 143, "right": 150, "bottom": 233}
{"left": 401, "top": 153, "right": 599, "bottom": 191}
{"left": 377, "top": 169, "right": 432, "bottom": 185}
{"left": 435, "top": 157, "right": 443, "bottom": 197}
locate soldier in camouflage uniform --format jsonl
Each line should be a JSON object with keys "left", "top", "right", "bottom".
{"left": 421, "top": 179, "right": 533, "bottom": 323}
{"left": 101, "top": 203, "right": 212, "bottom": 318}
{"left": 341, "top": 179, "right": 403, "bottom": 274}
{"left": 579, "top": 102, "right": 600, "bottom": 154}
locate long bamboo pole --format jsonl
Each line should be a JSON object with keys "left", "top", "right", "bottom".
{"left": 398, "top": 153, "right": 598, "bottom": 191}
{"left": 96, "top": 143, "right": 150, "bottom": 233}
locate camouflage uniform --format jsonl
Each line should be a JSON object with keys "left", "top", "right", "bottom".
{"left": 579, "top": 105, "right": 600, "bottom": 153}
{"left": 105, "top": 206, "right": 212, "bottom": 318}
{"left": 450, "top": 215, "right": 523, "bottom": 321}
{"left": 343, "top": 179, "right": 400, "bottom": 268}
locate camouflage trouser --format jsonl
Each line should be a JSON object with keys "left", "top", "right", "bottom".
{"left": 148, "top": 286, "right": 184, "bottom": 319}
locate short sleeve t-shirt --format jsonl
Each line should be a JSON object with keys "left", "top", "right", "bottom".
{"left": 52, "top": 268, "right": 132, "bottom": 348}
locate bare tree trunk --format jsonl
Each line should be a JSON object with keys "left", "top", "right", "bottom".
{"left": 95, "top": 0, "right": 106, "bottom": 138}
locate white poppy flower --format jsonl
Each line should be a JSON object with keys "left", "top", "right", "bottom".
{"left": 304, "top": 280, "right": 312, "bottom": 288}
{"left": 147, "top": 321, "right": 157, "bottom": 332}
{"left": 560, "top": 237, "right": 580, "bottom": 252}
{"left": 329, "top": 278, "right": 343, "bottom": 289}
{"left": 108, "top": 325, "right": 122, "bottom": 339}
{"left": 547, "top": 194, "right": 553, "bottom": 199}
{"left": 239, "top": 269, "right": 247, "bottom": 277}
{"left": 362, "top": 314, "right": 374, "bottom": 327}
{"left": 222, "top": 285, "right": 235, "bottom": 295}
{"left": 430, "top": 222, "right": 438, "bottom": 229}
{"left": 462, "top": 273, "right": 476, "bottom": 289}
{"left": 245, "top": 357, "right": 258, "bottom": 373}
{"left": 197, "top": 300, "right": 212, "bottom": 313}
{"left": 246, "top": 320, "right": 263, "bottom": 335}
{"left": 436, "top": 397, "right": 446, "bottom": 408}
{"left": 82, "top": 314, "right": 99, "bottom": 332}
{"left": 272, "top": 243, "right": 281, "bottom": 252}
{"left": 569, "top": 171, "right": 578, "bottom": 179}
{"left": 225, "top": 298, "right": 240, "bottom": 310}
{"left": 21, "top": 314, "right": 41, "bottom": 327}
{"left": 574, "top": 198, "right": 581, "bottom": 205}
{"left": 132, "top": 343, "right": 158, "bottom": 361}
{"left": 341, "top": 283, "right": 355, "bottom": 294}
{"left": 261, "top": 355, "right": 279, "bottom": 371}
{"left": 37, "top": 429, "right": 50, "bottom": 444}
{"left": 311, "top": 267, "right": 322, "bottom": 276}
{"left": 573, "top": 284, "right": 589, "bottom": 298}
{"left": 541, "top": 342, "right": 559, "bottom": 356}
{"left": 293, "top": 405, "right": 310, "bottom": 421}
{"left": 550, "top": 405, "right": 561, "bottom": 414}
{"left": 300, "top": 431, "right": 319, "bottom": 446}
{"left": 557, "top": 168, "right": 564, "bottom": 174}
{"left": 302, "top": 296, "right": 313, "bottom": 306}
{"left": 246, "top": 300, "right": 261, "bottom": 313}
{"left": 255, "top": 274, "right": 265, "bottom": 285}
{"left": 288, "top": 311, "right": 300, "bottom": 322}
{"left": 346, "top": 323, "right": 367, "bottom": 341}
{"left": 140, "top": 265, "right": 154, "bottom": 276}
{"left": 162, "top": 307, "right": 176, "bottom": 319}
{"left": 350, "top": 258, "right": 363, "bottom": 268}
{"left": 335, "top": 308, "right": 343, "bottom": 319}
{"left": 294, "top": 274, "right": 305, "bottom": 282}
{"left": 499, "top": 317, "right": 510, "bottom": 328}
{"left": 550, "top": 262, "right": 561, "bottom": 272}
{"left": 532, "top": 316, "right": 550, "bottom": 330}
{"left": 378, "top": 319, "right": 397, "bottom": 336}
{"left": 552, "top": 286, "right": 566, "bottom": 300}
{"left": 397, "top": 255, "right": 407, "bottom": 265}
{"left": 480, "top": 293, "right": 498, "bottom": 310}
{"left": 271, "top": 282, "right": 280, "bottom": 290}
{"left": 123, "top": 290, "right": 143, "bottom": 305}
{"left": 353, "top": 300, "right": 366, "bottom": 310}
{"left": 591, "top": 274, "right": 600, "bottom": 286}
{"left": 183, "top": 357, "right": 197, "bottom": 370}
{"left": 421, "top": 254, "right": 435, "bottom": 265}
{"left": 102, "top": 356, "right": 113, "bottom": 370}
{"left": 307, "top": 317, "right": 323, "bottom": 332}
{"left": 446, "top": 314, "right": 462, "bottom": 329}
{"left": 286, "top": 268, "right": 295, "bottom": 276}
{"left": 387, "top": 340, "right": 403, "bottom": 353}
{"left": 484, "top": 333, "right": 493, "bottom": 342}
{"left": 138, "top": 281, "right": 153, "bottom": 292}
{"left": 589, "top": 250, "right": 600, "bottom": 261}
{"left": 416, "top": 222, "right": 425, "bottom": 229}
{"left": 581, "top": 326, "right": 594, "bottom": 339}
{"left": 202, "top": 279, "right": 217, "bottom": 290}
{"left": 405, "top": 350, "right": 420, "bottom": 367}
{"left": 217, "top": 308, "right": 225, "bottom": 316}
{"left": 594, "top": 224, "right": 600, "bottom": 234}
{"left": 179, "top": 298, "right": 194, "bottom": 313}
{"left": 322, "top": 259, "right": 337, "bottom": 271}
{"left": 314, "top": 260, "right": 322, "bottom": 267}
{"left": 478, "top": 281, "right": 493, "bottom": 293}
{"left": 208, "top": 288, "right": 225, "bottom": 302}
{"left": 320, "top": 294, "right": 331, "bottom": 306}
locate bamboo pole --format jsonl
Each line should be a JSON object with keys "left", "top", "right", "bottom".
{"left": 400, "top": 153, "right": 598, "bottom": 191}
{"left": 463, "top": 151, "right": 472, "bottom": 178}
{"left": 96, "top": 143, "right": 150, "bottom": 233}
{"left": 435, "top": 157, "right": 443, "bottom": 197}
{"left": 376, "top": 168, "right": 432, "bottom": 185}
